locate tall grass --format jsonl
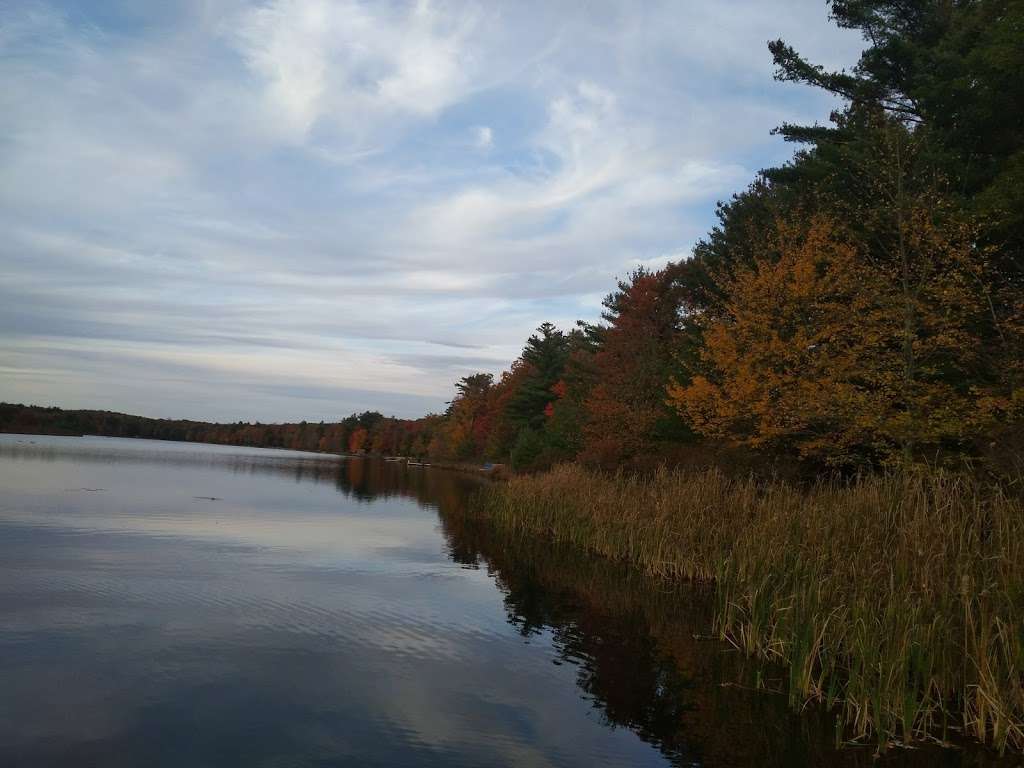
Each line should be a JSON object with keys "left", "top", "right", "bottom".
{"left": 477, "top": 465, "right": 1024, "bottom": 753}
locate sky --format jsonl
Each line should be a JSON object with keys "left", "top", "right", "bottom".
{"left": 0, "top": 0, "right": 864, "bottom": 422}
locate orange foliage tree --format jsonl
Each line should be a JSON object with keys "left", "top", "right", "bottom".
{"left": 347, "top": 426, "right": 369, "bottom": 454}
{"left": 668, "top": 211, "right": 998, "bottom": 466}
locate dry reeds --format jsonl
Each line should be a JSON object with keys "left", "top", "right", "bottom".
{"left": 477, "top": 465, "right": 1024, "bottom": 753}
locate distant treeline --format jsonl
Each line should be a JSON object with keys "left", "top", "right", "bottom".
{"left": 0, "top": 403, "right": 429, "bottom": 456}
{"left": 5, "top": 2, "right": 1023, "bottom": 476}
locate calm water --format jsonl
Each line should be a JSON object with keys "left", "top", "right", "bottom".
{"left": 0, "top": 435, "right": 1014, "bottom": 768}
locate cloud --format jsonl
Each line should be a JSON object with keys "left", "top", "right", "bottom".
{"left": 404, "top": 79, "right": 749, "bottom": 275}
{"left": 472, "top": 125, "right": 493, "bottom": 149}
{"left": 233, "top": 0, "right": 480, "bottom": 144}
{"left": 0, "top": 0, "right": 864, "bottom": 420}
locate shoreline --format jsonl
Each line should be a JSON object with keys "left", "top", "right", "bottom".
{"left": 0, "top": 430, "right": 510, "bottom": 474}
{"left": 470, "top": 463, "right": 1024, "bottom": 755}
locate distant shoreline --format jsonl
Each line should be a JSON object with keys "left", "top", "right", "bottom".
{"left": 0, "top": 429, "right": 506, "bottom": 478}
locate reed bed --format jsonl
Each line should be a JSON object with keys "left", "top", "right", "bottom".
{"left": 477, "top": 465, "right": 1024, "bottom": 753}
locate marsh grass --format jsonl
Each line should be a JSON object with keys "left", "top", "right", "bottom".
{"left": 477, "top": 465, "right": 1024, "bottom": 753}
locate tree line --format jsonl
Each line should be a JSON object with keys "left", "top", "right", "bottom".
{"left": 419, "top": 1, "right": 1024, "bottom": 473}
{"left": 4, "top": 1, "right": 1022, "bottom": 474}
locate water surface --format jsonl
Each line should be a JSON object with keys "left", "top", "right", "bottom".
{"left": 0, "top": 435, "right": 1012, "bottom": 767}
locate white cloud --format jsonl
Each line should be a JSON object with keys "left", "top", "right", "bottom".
{"left": 472, "top": 125, "right": 493, "bottom": 149}
{"left": 405, "top": 80, "right": 748, "bottom": 271}
{"left": 233, "top": 0, "right": 480, "bottom": 144}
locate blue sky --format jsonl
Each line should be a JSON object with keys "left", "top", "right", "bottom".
{"left": 0, "top": 0, "right": 864, "bottom": 422}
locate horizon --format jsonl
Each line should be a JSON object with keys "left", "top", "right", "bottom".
{"left": 1, "top": 1, "right": 863, "bottom": 422}
{"left": 3, "top": 399, "right": 424, "bottom": 425}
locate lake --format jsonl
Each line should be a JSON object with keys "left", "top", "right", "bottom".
{"left": 0, "top": 435, "right": 1010, "bottom": 767}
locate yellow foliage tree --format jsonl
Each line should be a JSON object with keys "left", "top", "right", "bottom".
{"left": 667, "top": 212, "right": 995, "bottom": 466}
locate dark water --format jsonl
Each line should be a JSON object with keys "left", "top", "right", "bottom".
{"left": 0, "top": 435, "right": 1016, "bottom": 768}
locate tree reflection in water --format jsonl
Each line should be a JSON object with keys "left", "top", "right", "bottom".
{"left": 332, "top": 459, "right": 1013, "bottom": 768}
{"left": 6, "top": 441, "right": 1009, "bottom": 767}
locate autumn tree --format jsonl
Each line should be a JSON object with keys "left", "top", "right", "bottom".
{"left": 581, "top": 268, "right": 687, "bottom": 466}
{"left": 482, "top": 360, "right": 533, "bottom": 461}
{"left": 668, "top": 209, "right": 997, "bottom": 466}
{"left": 348, "top": 426, "right": 369, "bottom": 454}
{"left": 767, "top": 1, "right": 1024, "bottom": 455}
{"left": 541, "top": 324, "right": 600, "bottom": 458}
{"left": 505, "top": 323, "right": 570, "bottom": 431}
{"left": 442, "top": 373, "right": 494, "bottom": 459}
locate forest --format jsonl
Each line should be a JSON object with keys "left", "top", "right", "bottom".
{"left": 424, "top": 0, "right": 1024, "bottom": 477}
{"left": 7, "top": 1, "right": 1022, "bottom": 479}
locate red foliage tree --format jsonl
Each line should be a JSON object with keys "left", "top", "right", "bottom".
{"left": 581, "top": 268, "right": 684, "bottom": 465}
